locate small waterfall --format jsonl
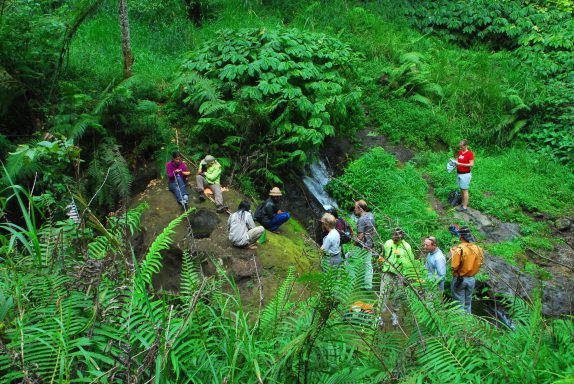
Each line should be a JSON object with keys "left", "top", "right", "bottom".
{"left": 302, "top": 159, "right": 339, "bottom": 211}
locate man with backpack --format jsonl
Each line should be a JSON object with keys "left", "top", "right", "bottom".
{"left": 254, "top": 187, "right": 291, "bottom": 233}
{"left": 449, "top": 225, "right": 484, "bottom": 313}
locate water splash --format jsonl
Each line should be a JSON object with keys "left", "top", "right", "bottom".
{"left": 302, "top": 159, "right": 339, "bottom": 210}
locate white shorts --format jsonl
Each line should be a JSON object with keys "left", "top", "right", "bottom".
{"left": 457, "top": 173, "right": 472, "bottom": 190}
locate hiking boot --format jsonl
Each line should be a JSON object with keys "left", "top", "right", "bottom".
{"left": 216, "top": 205, "right": 228, "bottom": 213}
{"left": 456, "top": 206, "right": 468, "bottom": 212}
{"left": 198, "top": 193, "right": 206, "bottom": 202}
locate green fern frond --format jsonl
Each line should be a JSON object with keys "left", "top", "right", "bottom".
{"left": 135, "top": 210, "right": 190, "bottom": 293}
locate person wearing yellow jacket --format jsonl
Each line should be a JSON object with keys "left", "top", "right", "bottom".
{"left": 196, "top": 155, "right": 227, "bottom": 213}
{"left": 378, "top": 228, "right": 416, "bottom": 326}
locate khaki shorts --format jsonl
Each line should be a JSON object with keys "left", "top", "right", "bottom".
{"left": 457, "top": 173, "right": 472, "bottom": 190}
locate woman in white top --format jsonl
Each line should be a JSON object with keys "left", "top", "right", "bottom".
{"left": 321, "top": 212, "right": 341, "bottom": 267}
{"left": 228, "top": 201, "right": 264, "bottom": 250}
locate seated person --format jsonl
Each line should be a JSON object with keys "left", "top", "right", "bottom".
{"left": 166, "top": 151, "right": 190, "bottom": 209}
{"left": 254, "top": 187, "right": 290, "bottom": 232}
{"left": 227, "top": 201, "right": 264, "bottom": 250}
{"left": 196, "top": 154, "right": 227, "bottom": 213}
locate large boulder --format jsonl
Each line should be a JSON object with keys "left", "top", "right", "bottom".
{"left": 130, "top": 178, "right": 319, "bottom": 307}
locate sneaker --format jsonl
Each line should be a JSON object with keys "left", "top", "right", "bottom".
{"left": 456, "top": 206, "right": 468, "bottom": 212}
{"left": 198, "top": 193, "right": 206, "bottom": 202}
{"left": 216, "top": 205, "right": 228, "bottom": 213}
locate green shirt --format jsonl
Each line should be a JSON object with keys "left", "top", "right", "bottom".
{"left": 381, "top": 239, "right": 416, "bottom": 277}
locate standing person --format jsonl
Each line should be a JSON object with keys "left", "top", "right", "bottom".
{"left": 196, "top": 155, "right": 228, "bottom": 213}
{"left": 254, "top": 187, "right": 291, "bottom": 233}
{"left": 327, "top": 208, "right": 353, "bottom": 245}
{"left": 166, "top": 151, "right": 191, "bottom": 209}
{"left": 320, "top": 213, "right": 342, "bottom": 268}
{"left": 423, "top": 236, "right": 446, "bottom": 293}
{"left": 380, "top": 228, "right": 415, "bottom": 325}
{"left": 449, "top": 225, "right": 484, "bottom": 313}
{"left": 227, "top": 201, "right": 264, "bottom": 250}
{"left": 452, "top": 139, "right": 474, "bottom": 212}
{"left": 354, "top": 200, "right": 376, "bottom": 290}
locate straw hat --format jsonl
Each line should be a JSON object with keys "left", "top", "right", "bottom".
{"left": 204, "top": 155, "right": 216, "bottom": 163}
{"left": 269, "top": 187, "right": 283, "bottom": 196}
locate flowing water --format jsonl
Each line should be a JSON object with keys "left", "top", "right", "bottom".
{"left": 302, "top": 159, "right": 339, "bottom": 211}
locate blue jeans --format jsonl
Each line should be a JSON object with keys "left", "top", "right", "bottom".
{"left": 264, "top": 212, "right": 290, "bottom": 231}
{"left": 168, "top": 177, "right": 188, "bottom": 204}
{"left": 451, "top": 276, "right": 475, "bottom": 313}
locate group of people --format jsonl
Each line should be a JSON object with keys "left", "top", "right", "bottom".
{"left": 319, "top": 197, "right": 484, "bottom": 315}
{"left": 166, "top": 151, "right": 291, "bottom": 249}
{"left": 168, "top": 138, "right": 482, "bottom": 314}
{"left": 227, "top": 187, "right": 292, "bottom": 250}
{"left": 166, "top": 151, "right": 228, "bottom": 213}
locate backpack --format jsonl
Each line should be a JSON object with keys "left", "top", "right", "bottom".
{"left": 336, "top": 218, "right": 353, "bottom": 244}
{"left": 452, "top": 244, "right": 483, "bottom": 277}
{"left": 254, "top": 202, "right": 265, "bottom": 222}
{"left": 448, "top": 190, "right": 462, "bottom": 207}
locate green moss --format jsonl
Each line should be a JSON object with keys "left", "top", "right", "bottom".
{"left": 485, "top": 240, "right": 523, "bottom": 265}
{"left": 257, "top": 219, "right": 320, "bottom": 273}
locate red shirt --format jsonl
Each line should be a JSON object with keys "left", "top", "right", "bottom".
{"left": 457, "top": 149, "right": 474, "bottom": 173}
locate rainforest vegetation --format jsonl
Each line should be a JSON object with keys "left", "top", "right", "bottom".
{"left": 1, "top": 0, "right": 574, "bottom": 382}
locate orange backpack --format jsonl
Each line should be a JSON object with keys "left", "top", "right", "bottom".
{"left": 451, "top": 243, "right": 483, "bottom": 277}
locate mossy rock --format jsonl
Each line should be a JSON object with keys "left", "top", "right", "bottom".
{"left": 257, "top": 219, "right": 319, "bottom": 273}
{"left": 131, "top": 178, "right": 320, "bottom": 307}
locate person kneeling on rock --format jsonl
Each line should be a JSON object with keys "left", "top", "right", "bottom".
{"left": 228, "top": 201, "right": 264, "bottom": 250}
{"left": 254, "top": 187, "right": 291, "bottom": 233}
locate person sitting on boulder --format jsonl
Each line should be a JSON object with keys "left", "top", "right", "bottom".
{"left": 228, "top": 201, "right": 264, "bottom": 250}
{"left": 254, "top": 187, "right": 291, "bottom": 233}
{"left": 196, "top": 154, "right": 228, "bottom": 213}
{"left": 166, "top": 151, "right": 191, "bottom": 210}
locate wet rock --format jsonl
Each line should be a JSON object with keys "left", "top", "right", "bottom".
{"left": 483, "top": 251, "right": 574, "bottom": 317}
{"left": 555, "top": 218, "right": 572, "bottom": 232}
{"left": 455, "top": 208, "right": 521, "bottom": 242}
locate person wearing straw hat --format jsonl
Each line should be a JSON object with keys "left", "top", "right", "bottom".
{"left": 449, "top": 225, "right": 484, "bottom": 313}
{"left": 254, "top": 187, "right": 291, "bottom": 233}
{"left": 320, "top": 212, "right": 342, "bottom": 268}
{"left": 196, "top": 154, "right": 227, "bottom": 213}
{"left": 166, "top": 151, "right": 191, "bottom": 210}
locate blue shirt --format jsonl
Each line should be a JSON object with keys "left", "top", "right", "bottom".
{"left": 425, "top": 248, "right": 446, "bottom": 290}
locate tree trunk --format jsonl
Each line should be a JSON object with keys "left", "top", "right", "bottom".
{"left": 118, "top": 0, "right": 133, "bottom": 78}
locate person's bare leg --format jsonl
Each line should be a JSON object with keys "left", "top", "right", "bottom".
{"left": 461, "top": 189, "right": 469, "bottom": 209}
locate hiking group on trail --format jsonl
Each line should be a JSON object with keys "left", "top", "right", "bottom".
{"left": 166, "top": 139, "right": 483, "bottom": 318}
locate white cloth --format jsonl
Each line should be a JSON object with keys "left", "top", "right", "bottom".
{"left": 321, "top": 229, "right": 341, "bottom": 257}
{"left": 228, "top": 211, "right": 262, "bottom": 247}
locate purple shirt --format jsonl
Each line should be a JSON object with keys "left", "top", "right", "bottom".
{"left": 166, "top": 160, "right": 189, "bottom": 182}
